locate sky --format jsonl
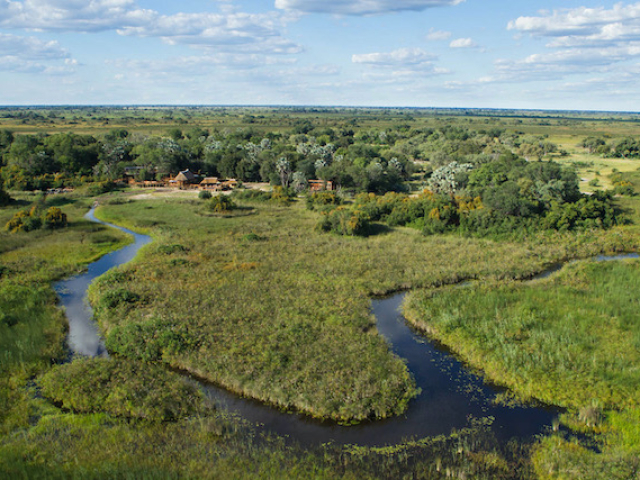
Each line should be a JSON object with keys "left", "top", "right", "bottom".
{"left": 1, "top": 0, "right": 640, "bottom": 111}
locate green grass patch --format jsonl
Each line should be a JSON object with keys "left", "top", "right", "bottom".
{"left": 404, "top": 259, "right": 640, "bottom": 409}
{"left": 87, "top": 194, "right": 636, "bottom": 424}
{"left": 39, "top": 357, "right": 205, "bottom": 423}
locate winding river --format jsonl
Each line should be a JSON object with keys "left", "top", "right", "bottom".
{"left": 55, "top": 207, "right": 638, "bottom": 448}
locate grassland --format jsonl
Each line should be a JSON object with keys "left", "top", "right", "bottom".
{"left": 2, "top": 107, "right": 640, "bottom": 478}
{"left": 403, "top": 173, "right": 640, "bottom": 479}
{"left": 83, "top": 189, "right": 639, "bottom": 425}
{"left": 0, "top": 190, "right": 542, "bottom": 478}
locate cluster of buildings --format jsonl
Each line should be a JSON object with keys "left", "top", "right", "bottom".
{"left": 127, "top": 169, "right": 238, "bottom": 191}
{"left": 126, "top": 168, "right": 334, "bottom": 192}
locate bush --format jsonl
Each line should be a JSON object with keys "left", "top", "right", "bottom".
{"left": 39, "top": 357, "right": 203, "bottom": 422}
{"left": 318, "top": 206, "right": 371, "bottom": 236}
{"left": 208, "top": 195, "right": 236, "bottom": 212}
{"left": 242, "top": 233, "right": 264, "bottom": 242}
{"left": 306, "top": 191, "right": 341, "bottom": 210}
{"left": 231, "top": 189, "right": 272, "bottom": 202}
{"left": 198, "top": 190, "right": 212, "bottom": 200}
{"left": 270, "top": 186, "right": 295, "bottom": 205}
{"left": 157, "top": 243, "right": 188, "bottom": 255}
{"left": 43, "top": 207, "right": 67, "bottom": 229}
{"left": 613, "top": 181, "right": 635, "bottom": 196}
{"left": 86, "top": 181, "right": 117, "bottom": 196}
{"left": 5, "top": 210, "right": 41, "bottom": 233}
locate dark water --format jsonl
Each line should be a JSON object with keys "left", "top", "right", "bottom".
{"left": 54, "top": 208, "right": 152, "bottom": 357}
{"left": 200, "top": 293, "right": 556, "bottom": 447}
{"left": 57, "top": 209, "right": 637, "bottom": 447}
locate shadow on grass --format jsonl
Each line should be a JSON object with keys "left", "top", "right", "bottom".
{"left": 46, "top": 196, "right": 78, "bottom": 207}
{"left": 366, "top": 223, "right": 393, "bottom": 236}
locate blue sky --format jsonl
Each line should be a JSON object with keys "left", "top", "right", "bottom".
{"left": 1, "top": 0, "right": 640, "bottom": 110}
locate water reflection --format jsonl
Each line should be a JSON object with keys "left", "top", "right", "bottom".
{"left": 54, "top": 208, "right": 152, "bottom": 357}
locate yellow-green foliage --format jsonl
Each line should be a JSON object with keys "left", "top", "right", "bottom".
{"left": 39, "top": 357, "right": 204, "bottom": 422}
{"left": 208, "top": 194, "right": 235, "bottom": 213}
{"left": 317, "top": 205, "right": 371, "bottom": 236}
{"left": 5, "top": 208, "right": 41, "bottom": 233}
{"left": 43, "top": 206, "right": 67, "bottom": 229}
{"left": 5, "top": 205, "right": 68, "bottom": 233}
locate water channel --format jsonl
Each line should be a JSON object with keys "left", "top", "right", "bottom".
{"left": 55, "top": 207, "right": 638, "bottom": 447}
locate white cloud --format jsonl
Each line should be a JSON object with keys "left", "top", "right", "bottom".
{"left": 118, "top": 11, "right": 302, "bottom": 53}
{"left": 426, "top": 28, "right": 451, "bottom": 41}
{"left": 449, "top": 37, "right": 477, "bottom": 48}
{"left": 0, "top": 33, "right": 76, "bottom": 74}
{"left": 108, "top": 53, "right": 298, "bottom": 78}
{"left": 0, "top": 1, "right": 301, "bottom": 54}
{"left": 352, "top": 47, "right": 447, "bottom": 89}
{"left": 275, "top": 0, "right": 464, "bottom": 16}
{"left": 508, "top": 3, "right": 640, "bottom": 39}
{"left": 0, "top": 0, "right": 154, "bottom": 32}
{"left": 352, "top": 47, "right": 436, "bottom": 66}
{"left": 490, "top": 3, "right": 640, "bottom": 85}
{"left": 0, "top": 32, "right": 68, "bottom": 58}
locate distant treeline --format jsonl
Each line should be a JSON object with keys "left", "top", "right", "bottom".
{"left": 0, "top": 121, "right": 632, "bottom": 237}
{"left": 0, "top": 122, "right": 570, "bottom": 193}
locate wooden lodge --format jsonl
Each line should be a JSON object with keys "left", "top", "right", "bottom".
{"left": 308, "top": 180, "right": 334, "bottom": 192}
{"left": 200, "top": 177, "right": 220, "bottom": 190}
{"left": 198, "top": 177, "right": 238, "bottom": 191}
{"left": 221, "top": 179, "right": 238, "bottom": 190}
{"left": 170, "top": 169, "right": 199, "bottom": 189}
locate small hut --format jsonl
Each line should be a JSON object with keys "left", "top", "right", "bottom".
{"left": 171, "top": 169, "right": 199, "bottom": 189}
{"left": 220, "top": 179, "right": 239, "bottom": 190}
{"left": 200, "top": 177, "right": 220, "bottom": 190}
{"left": 308, "top": 180, "right": 334, "bottom": 192}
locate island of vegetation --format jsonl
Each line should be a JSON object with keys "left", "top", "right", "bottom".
{"left": 1, "top": 106, "right": 640, "bottom": 479}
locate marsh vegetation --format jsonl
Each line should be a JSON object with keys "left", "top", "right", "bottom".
{"left": 1, "top": 107, "right": 640, "bottom": 478}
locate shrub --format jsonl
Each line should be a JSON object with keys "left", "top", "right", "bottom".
{"left": 318, "top": 206, "right": 371, "bottom": 236}
{"left": 242, "top": 233, "right": 263, "bottom": 242}
{"left": 43, "top": 207, "right": 67, "bottom": 229}
{"left": 270, "top": 186, "right": 295, "bottom": 205}
{"left": 306, "top": 191, "right": 341, "bottom": 210}
{"left": 39, "top": 357, "right": 203, "bottom": 422}
{"left": 157, "top": 244, "right": 188, "bottom": 255}
{"left": 198, "top": 190, "right": 212, "bottom": 200}
{"left": 231, "top": 189, "right": 272, "bottom": 202}
{"left": 208, "top": 195, "right": 236, "bottom": 212}
{"left": 86, "top": 181, "right": 117, "bottom": 196}
{"left": 5, "top": 210, "right": 41, "bottom": 233}
{"left": 613, "top": 181, "right": 635, "bottom": 196}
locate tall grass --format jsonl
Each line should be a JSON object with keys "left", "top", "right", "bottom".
{"left": 88, "top": 194, "right": 637, "bottom": 423}
{"left": 0, "top": 193, "right": 131, "bottom": 434}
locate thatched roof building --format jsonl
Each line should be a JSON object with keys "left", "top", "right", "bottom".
{"left": 174, "top": 170, "right": 198, "bottom": 183}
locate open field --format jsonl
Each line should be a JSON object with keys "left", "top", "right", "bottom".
{"left": 2, "top": 107, "right": 640, "bottom": 478}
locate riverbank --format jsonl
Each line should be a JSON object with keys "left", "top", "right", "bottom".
{"left": 403, "top": 253, "right": 640, "bottom": 478}
{"left": 85, "top": 195, "right": 640, "bottom": 424}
